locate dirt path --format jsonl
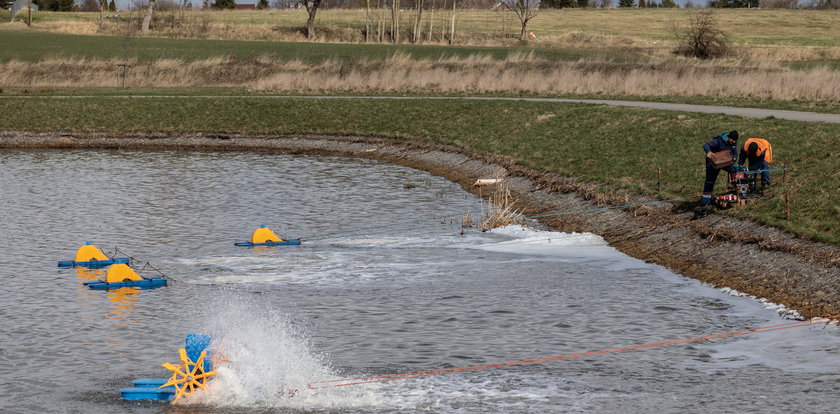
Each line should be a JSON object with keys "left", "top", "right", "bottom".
{"left": 3, "top": 130, "right": 839, "bottom": 319}
{"left": 2, "top": 95, "right": 839, "bottom": 122}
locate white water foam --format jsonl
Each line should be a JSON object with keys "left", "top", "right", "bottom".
{"left": 187, "top": 294, "right": 385, "bottom": 409}
{"left": 469, "top": 225, "right": 617, "bottom": 258}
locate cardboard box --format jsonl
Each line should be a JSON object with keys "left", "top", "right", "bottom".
{"left": 710, "top": 150, "right": 735, "bottom": 169}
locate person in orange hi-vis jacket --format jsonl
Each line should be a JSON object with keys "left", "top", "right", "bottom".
{"left": 738, "top": 138, "right": 773, "bottom": 190}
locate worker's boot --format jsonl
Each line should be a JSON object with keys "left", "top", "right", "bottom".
{"left": 692, "top": 207, "right": 710, "bottom": 220}
{"left": 760, "top": 183, "right": 772, "bottom": 195}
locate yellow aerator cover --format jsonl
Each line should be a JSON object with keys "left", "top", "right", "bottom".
{"left": 75, "top": 243, "right": 110, "bottom": 262}
{"left": 105, "top": 264, "right": 143, "bottom": 283}
{"left": 251, "top": 225, "right": 282, "bottom": 243}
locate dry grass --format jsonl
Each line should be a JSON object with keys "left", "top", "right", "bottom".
{"left": 3, "top": 53, "right": 840, "bottom": 102}
{"left": 477, "top": 179, "right": 525, "bottom": 231}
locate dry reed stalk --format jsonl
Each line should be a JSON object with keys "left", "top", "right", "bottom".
{"left": 461, "top": 209, "right": 474, "bottom": 228}
{"left": 478, "top": 178, "right": 525, "bottom": 231}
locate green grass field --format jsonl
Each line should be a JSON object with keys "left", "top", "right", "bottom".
{"left": 2, "top": 97, "right": 838, "bottom": 245}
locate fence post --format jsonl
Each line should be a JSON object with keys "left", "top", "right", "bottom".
{"left": 782, "top": 161, "right": 788, "bottom": 184}
{"left": 785, "top": 192, "right": 791, "bottom": 220}
{"left": 657, "top": 167, "right": 662, "bottom": 191}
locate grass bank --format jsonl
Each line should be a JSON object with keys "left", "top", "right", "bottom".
{"left": 2, "top": 96, "right": 839, "bottom": 245}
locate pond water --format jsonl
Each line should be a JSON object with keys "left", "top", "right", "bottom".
{"left": 1, "top": 149, "right": 838, "bottom": 413}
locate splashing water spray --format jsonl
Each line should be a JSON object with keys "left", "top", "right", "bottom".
{"left": 120, "top": 296, "right": 383, "bottom": 409}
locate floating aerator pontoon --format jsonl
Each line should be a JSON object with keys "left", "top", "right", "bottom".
{"left": 57, "top": 242, "right": 130, "bottom": 268}
{"left": 84, "top": 263, "right": 167, "bottom": 290}
{"left": 235, "top": 225, "right": 301, "bottom": 247}
{"left": 121, "top": 334, "right": 221, "bottom": 403}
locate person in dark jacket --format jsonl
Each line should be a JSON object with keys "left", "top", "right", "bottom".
{"left": 738, "top": 138, "right": 773, "bottom": 189}
{"left": 694, "top": 130, "right": 739, "bottom": 219}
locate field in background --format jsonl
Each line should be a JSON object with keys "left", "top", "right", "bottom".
{"left": 4, "top": 9, "right": 840, "bottom": 49}
{"left": 2, "top": 29, "right": 840, "bottom": 108}
{"left": 3, "top": 9, "right": 839, "bottom": 104}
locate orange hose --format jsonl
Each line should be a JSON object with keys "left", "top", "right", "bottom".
{"left": 307, "top": 320, "right": 817, "bottom": 389}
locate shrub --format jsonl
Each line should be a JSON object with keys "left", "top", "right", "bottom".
{"left": 673, "top": 10, "right": 731, "bottom": 59}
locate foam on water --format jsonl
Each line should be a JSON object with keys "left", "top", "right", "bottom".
{"left": 469, "top": 225, "right": 618, "bottom": 259}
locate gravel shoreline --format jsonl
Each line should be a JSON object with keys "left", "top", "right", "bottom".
{"left": 4, "top": 130, "right": 838, "bottom": 318}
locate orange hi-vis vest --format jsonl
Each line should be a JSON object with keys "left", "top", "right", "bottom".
{"left": 743, "top": 138, "right": 773, "bottom": 163}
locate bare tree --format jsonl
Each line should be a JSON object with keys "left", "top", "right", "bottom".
{"left": 301, "top": 0, "right": 322, "bottom": 39}
{"left": 673, "top": 10, "right": 730, "bottom": 59}
{"left": 501, "top": 0, "right": 539, "bottom": 41}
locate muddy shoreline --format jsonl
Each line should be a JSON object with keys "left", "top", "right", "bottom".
{"left": 3, "top": 130, "right": 839, "bottom": 318}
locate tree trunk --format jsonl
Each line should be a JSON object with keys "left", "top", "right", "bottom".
{"left": 365, "top": 0, "right": 370, "bottom": 43}
{"left": 142, "top": 0, "right": 156, "bottom": 34}
{"left": 412, "top": 0, "right": 423, "bottom": 44}
{"left": 305, "top": 0, "right": 321, "bottom": 39}
{"left": 449, "top": 0, "right": 455, "bottom": 45}
{"left": 520, "top": 22, "right": 527, "bottom": 41}
{"left": 179, "top": 0, "right": 185, "bottom": 27}
{"left": 440, "top": 0, "right": 447, "bottom": 41}
{"left": 427, "top": 3, "right": 434, "bottom": 42}
{"left": 391, "top": 0, "right": 399, "bottom": 43}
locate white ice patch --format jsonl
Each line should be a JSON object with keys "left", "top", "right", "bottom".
{"left": 188, "top": 294, "right": 385, "bottom": 409}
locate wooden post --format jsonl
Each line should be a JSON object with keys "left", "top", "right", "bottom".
{"left": 28, "top": 0, "right": 32, "bottom": 27}
{"left": 785, "top": 192, "right": 791, "bottom": 220}
{"left": 782, "top": 161, "right": 788, "bottom": 184}
{"left": 657, "top": 167, "right": 662, "bottom": 191}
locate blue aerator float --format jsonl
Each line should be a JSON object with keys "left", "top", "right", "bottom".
{"left": 57, "top": 242, "right": 130, "bottom": 268}
{"left": 83, "top": 263, "right": 168, "bottom": 290}
{"left": 121, "top": 334, "right": 221, "bottom": 403}
{"left": 235, "top": 225, "right": 302, "bottom": 247}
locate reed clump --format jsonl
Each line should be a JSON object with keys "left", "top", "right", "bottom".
{"left": 477, "top": 178, "right": 525, "bottom": 231}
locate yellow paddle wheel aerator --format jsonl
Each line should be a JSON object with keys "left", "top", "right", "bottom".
{"left": 160, "top": 348, "right": 217, "bottom": 404}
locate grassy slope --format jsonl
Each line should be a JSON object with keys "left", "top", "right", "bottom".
{"left": 2, "top": 97, "right": 839, "bottom": 244}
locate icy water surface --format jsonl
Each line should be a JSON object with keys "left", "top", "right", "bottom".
{"left": 1, "top": 149, "right": 838, "bottom": 413}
